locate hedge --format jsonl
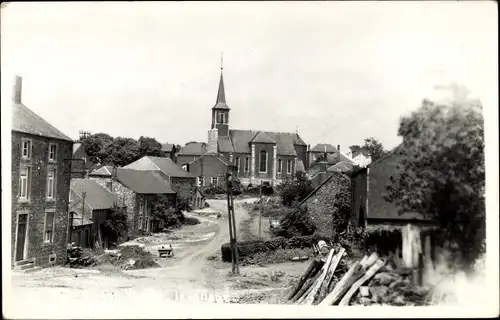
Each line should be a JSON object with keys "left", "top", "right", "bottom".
{"left": 220, "top": 235, "right": 325, "bottom": 262}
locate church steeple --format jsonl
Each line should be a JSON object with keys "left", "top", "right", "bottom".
{"left": 211, "top": 53, "right": 230, "bottom": 136}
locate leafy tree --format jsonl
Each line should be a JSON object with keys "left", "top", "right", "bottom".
{"left": 383, "top": 98, "right": 485, "bottom": 271}
{"left": 81, "top": 133, "right": 113, "bottom": 164}
{"left": 103, "top": 204, "right": 128, "bottom": 247}
{"left": 349, "top": 137, "right": 387, "bottom": 162}
{"left": 278, "top": 205, "right": 316, "bottom": 237}
{"left": 138, "top": 136, "right": 165, "bottom": 158}
{"left": 278, "top": 171, "right": 314, "bottom": 206}
{"left": 151, "top": 194, "right": 182, "bottom": 227}
{"left": 99, "top": 137, "right": 140, "bottom": 166}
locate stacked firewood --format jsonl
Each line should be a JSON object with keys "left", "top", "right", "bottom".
{"left": 287, "top": 246, "right": 430, "bottom": 306}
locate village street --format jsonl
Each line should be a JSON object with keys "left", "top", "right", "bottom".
{"left": 7, "top": 198, "right": 306, "bottom": 316}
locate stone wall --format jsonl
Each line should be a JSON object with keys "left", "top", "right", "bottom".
{"left": 11, "top": 132, "right": 72, "bottom": 267}
{"left": 303, "top": 172, "right": 351, "bottom": 238}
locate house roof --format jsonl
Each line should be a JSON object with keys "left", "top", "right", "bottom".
{"left": 12, "top": 102, "right": 73, "bottom": 142}
{"left": 123, "top": 156, "right": 195, "bottom": 179}
{"left": 161, "top": 143, "right": 175, "bottom": 153}
{"left": 188, "top": 152, "right": 229, "bottom": 166}
{"left": 89, "top": 165, "right": 114, "bottom": 177}
{"left": 327, "top": 161, "right": 355, "bottom": 173}
{"left": 179, "top": 142, "right": 207, "bottom": 156}
{"left": 310, "top": 143, "right": 338, "bottom": 153}
{"left": 116, "top": 168, "right": 175, "bottom": 194}
{"left": 70, "top": 179, "right": 117, "bottom": 210}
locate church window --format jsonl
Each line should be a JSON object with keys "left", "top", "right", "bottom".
{"left": 259, "top": 150, "right": 267, "bottom": 173}
{"left": 220, "top": 112, "right": 225, "bottom": 124}
{"left": 278, "top": 159, "right": 282, "bottom": 173}
{"left": 287, "top": 159, "right": 293, "bottom": 174}
{"left": 244, "top": 157, "right": 249, "bottom": 172}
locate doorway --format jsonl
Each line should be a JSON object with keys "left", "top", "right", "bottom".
{"left": 16, "top": 214, "right": 28, "bottom": 261}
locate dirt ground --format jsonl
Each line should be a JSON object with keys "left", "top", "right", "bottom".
{"left": 7, "top": 198, "right": 309, "bottom": 316}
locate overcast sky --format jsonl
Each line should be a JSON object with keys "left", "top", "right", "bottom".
{"left": 1, "top": 1, "right": 497, "bottom": 151}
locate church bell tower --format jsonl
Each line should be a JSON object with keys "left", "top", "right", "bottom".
{"left": 211, "top": 54, "right": 230, "bottom": 137}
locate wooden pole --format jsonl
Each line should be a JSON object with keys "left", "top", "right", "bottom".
{"left": 226, "top": 173, "right": 236, "bottom": 274}
{"left": 258, "top": 181, "right": 263, "bottom": 239}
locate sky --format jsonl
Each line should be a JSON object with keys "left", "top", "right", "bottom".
{"left": 1, "top": 1, "right": 497, "bottom": 151}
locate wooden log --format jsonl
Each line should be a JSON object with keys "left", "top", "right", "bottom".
{"left": 301, "top": 249, "right": 336, "bottom": 305}
{"left": 294, "top": 268, "right": 323, "bottom": 303}
{"left": 317, "top": 247, "right": 346, "bottom": 303}
{"left": 338, "top": 259, "right": 385, "bottom": 306}
{"left": 287, "top": 258, "right": 323, "bottom": 300}
{"left": 290, "top": 261, "right": 324, "bottom": 303}
{"left": 318, "top": 256, "right": 368, "bottom": 306}
{"left": 361, "top": 252, "right": 379, "bottom": 269}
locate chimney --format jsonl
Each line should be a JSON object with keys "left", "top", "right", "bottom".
{"left": 207, "top": 128, "right": 218, "bottom": 153}
{"left": 337, "top": 145, "right": 340, "bottom": 152}
{"left": 12, "top": 75, "right": 22, "bottom": 103}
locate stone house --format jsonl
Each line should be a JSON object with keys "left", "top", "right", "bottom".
{"left": 299, "top": 172, "right": 351, "bottom": 237}
{"left": 122, "top": 156, "right": 196, "bottom": 203}
{"left": 69, "top": 178, "right": 119, "bottom": 249}
{"left": 176, "top": 144, "right": 229, "bottom": 187}
{"left": 89, "top": 168, "right": 176, "bottom": 237}
{"left": 176, "top": 66, "right": 308, "bottom": 188}
{"left": 11, "top": 75, "right": 73, "bottom": 269}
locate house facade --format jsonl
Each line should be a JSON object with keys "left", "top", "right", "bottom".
{"left": 177, "top": 67, "right": 308, "bottom": 187}
{"left": 11, "top": 75, "right": 73, "bottom": 269}
{"left": 89, "top": 167, "right": 177, "bottom": 237}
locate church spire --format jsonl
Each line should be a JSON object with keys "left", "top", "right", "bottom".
{"left": 216, "top": 52, "right": 226, "bottom": 104}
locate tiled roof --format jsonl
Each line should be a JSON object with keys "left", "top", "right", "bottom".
{"left": 116, "top": 168, "right": 175, "bottom": 194}
{"left": 179, "top": 142, "right": 207, "bottom": 156}
{"left": 12, "top": 102, "right": 73, "bottom": 142}
{"left": 326, "top": 152, "right": 355, "bottom": 165}
{"left": 250, "top": 131, "right": 276, "bottom": 144}
{"left": 227, "top": 129, "right": 306, "bottom": 156}
{"left": 218, "top": 136, "right": 234, "bottom": 153}
{"left": 327, "top": 161, "right": 354, "bottom": 173}
{"left": 310, "top": 143, "right": 338, "bottom": 153}
{"left": 124, "top": 156, "right": 195, "bottom": 179}
{"left": 70, "top": 179, "right": 117, "bottom": 210}
{"left": 161, "top": 143, "right": 175, "bottom": 152}
{"left": 89, "top": 165, "right": 114, "bottom": 177}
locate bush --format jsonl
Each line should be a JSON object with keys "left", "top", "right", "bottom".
{"left": 278, "top": 205, "right": 316, "bottom": 237}
{"left": 202, "top": 184, "right": 226, "bottom": 196}
{"left": 66, "top": 244, "right": 98, "bottom": 268}
{"left": 278, "top": 171, "right": 313, "bottom": 206}
{"left": 103, "top": 205, "right": 128, "bottom": 247}
{"left": 220, "top": 235, "right": 325, "bottom": 262}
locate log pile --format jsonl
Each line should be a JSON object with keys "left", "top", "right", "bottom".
{"left": 286, "top": 246, "right": 431, "bottom": 306}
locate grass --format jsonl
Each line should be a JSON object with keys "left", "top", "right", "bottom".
{"left": 241, "top": 248, "right": 314, "bottom": 266}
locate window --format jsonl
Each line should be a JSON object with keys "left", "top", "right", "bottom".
{"left": 48, "top": 143, "right": 57, "bottom": 162}
{"left": 198, "top": 176, "right": 205, "bottom": 187}
{"left": 46, "top": 168, "right": 56, "bottom": 199}
{"left": 278, "top": 159, "right": 282, "bottom": 173}
{"left": 244, "top": 157, "right": 249, "bottom": 172}
{"left": 22, "top": 139, "right": 31, "bottom": 159}
{"left": 44, "top": 211, "right": 55, "bottom": 243}
{"left": 211, "top": 177, "right": 218, "bottom": 186}
{"left": 220, "top": 112, "right": 225, "bottom": 124}
{"left": 19, "top": 167, "right": 31, "bottom": 199}
{"left": 259, "top": 151, "right": 267, "bottom": 172}
{"left": 181, "top": 164, "right": 189, "bottom": 171}
{"left": 287, "top": 159, "right": 293, "bottom": 174}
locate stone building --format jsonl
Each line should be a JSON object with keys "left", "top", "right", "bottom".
{"left": 177, "top": 66, "right": 308, "bottom": 187}
{"left": 11, "top": 75, "right": 73, "bottom": 270}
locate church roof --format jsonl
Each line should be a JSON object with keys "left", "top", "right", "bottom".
{"left": 178, "top": 142, "right": 207, "bottom": 156}
{"left": 250, "top": 131, "right": 276, "bottom": 144}
{"left": 212, "top": 71, "right": 230, "bottom": 110}
{"left": 218, "top": 136, "right": 234, "bottom": 153}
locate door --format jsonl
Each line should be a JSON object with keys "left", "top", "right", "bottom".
{"left": 16, "top": 214, "right": 28, "bottom": 261}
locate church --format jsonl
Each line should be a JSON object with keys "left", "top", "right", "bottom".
{"left": 177, "top": 65, "right": 308, "bottom": 187}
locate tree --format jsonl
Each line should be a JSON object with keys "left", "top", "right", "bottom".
{"left": 81, "top": 133, "right": 113, "bottom": 164}
{"left": 151, "top": 194, "right": 182, "bottom": 228}
{"left": 138, "top": 136, "right": 165, "bottom": 158}
{"left": 103, "top": 204, "right": 128, "bottom": 247}
{"left": 99, "top": 137, "right": 140, "bottom": 166}
{"left": 278, "top": 171, "right": 314, "bottom": 206}
{"left": 383, "top": 98, "right": 485, "bottom": 271}
{"left": 349, "top": 137, "right": 387, "bottom": 162}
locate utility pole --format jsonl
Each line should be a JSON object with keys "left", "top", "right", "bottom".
{"left": 226, "top": 164, "right": 239, "bottom": 275}
{"left": 81, "top": 180, "right": 86, "bottom": 248}
{"left": 258, "top": 181, "right": 263, "bottom": 240}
